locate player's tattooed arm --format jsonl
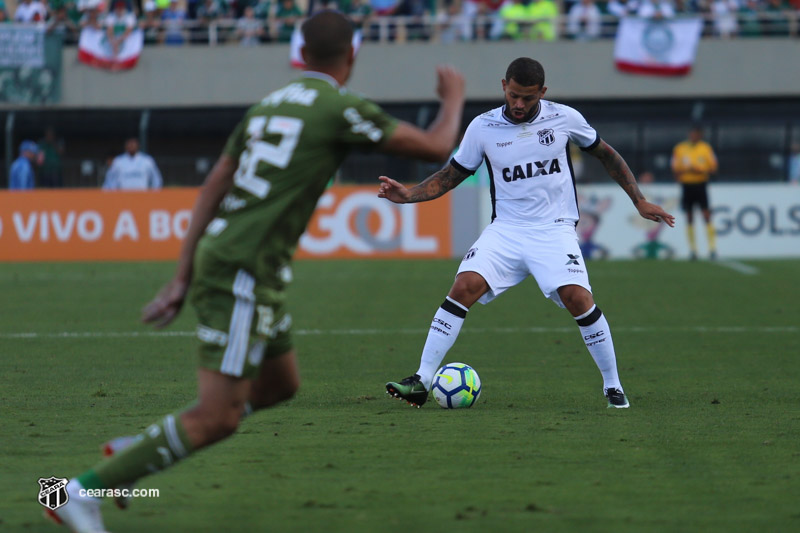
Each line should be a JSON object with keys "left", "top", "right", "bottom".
{"left": 587, "top": 139, "right": 676, "bottom": 227}
{"left": 406, "top": 164, "right": 470, "bottom": 203}
{"left": 378, "top": 164, "right": 469, "bottom": 204}
{"left": 587, "top": 139, "right": 646, "bottom": 206}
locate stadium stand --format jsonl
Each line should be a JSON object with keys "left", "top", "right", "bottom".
{"left": 1, "top": 0, "right": 800, "bottom": 186}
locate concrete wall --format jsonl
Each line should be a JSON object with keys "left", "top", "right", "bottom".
{"left": 53, "top": 38, "right": 800, "bottom": 109}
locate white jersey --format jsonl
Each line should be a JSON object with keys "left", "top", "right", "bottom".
{"left": 103, "top": 152, "right": 163, "bottom": 190}
{"left": 452, "top": 100, "right": 598, "bottom": 226}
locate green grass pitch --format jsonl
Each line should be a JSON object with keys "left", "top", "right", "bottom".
{"left": 1, "top": 259, "right": 798, "bottom": 533}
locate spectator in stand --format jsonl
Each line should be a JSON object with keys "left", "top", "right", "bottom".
{"left": 637, "top": 0, "right": 675, "bottom": 18}
{"left": 161, "top": 0, "right": 187, "bottom": 44}
{"left": 672, "top": 0, "right": 699, "bottom": 12}
{"left": 186, "top": 0, "right": 200, "bottom": 19}
{"left": 196, "top": 0, "right": 226, "bottom": 43}
{"left": 47, "top": 1, "right": 80, "bottom": 43}
{"left": 14, "top": 0, "right": 48, "bottom": 23}
{"left": 103, "top": 137, "right": 163, "bottom": 190}
{"left": 500, "top": 0, "right": 537, "bottom": 40}
{"left": 106, "top": 0, "right": 138, "bottom": 58}
{"left": 0, "top": 5, "right": 8, "bottom": 23}
{"left": 607, "top": 0, "right": 639, "bottom": 17}
{"left": 140, "top": 1, "right": 161, "bottom": 44}
{"left": 369, "top": 0, "right": 400, "bottom": 16}
{"left": 435, "top": 0, "right": 460, "bottom": 42}
{"left": 236, "top": 5, "right": 265, "bottom": 44}
{"left": 274, "top": 0, "right": 302, "bottom": 42}
{"left": 710, "top": 0, "right": 739, "bottom": 37}
{"left": 37, "top": 126, "right": 65, "bottom": 188}
{"left": 304, "top": 0, "right": 324, "bottom": 13}
{"left": 738, "top": 0, "right": 763, "bottom": 37}
{"left": 458, "top": 0, "right": 504, "bottom": 41}
{"left": 344, "top": 0, "right": 373, "bottom": 32}
{"left": 567, "top": 0, "right": 602, "bottom": 40}
{"left": 9, "top": 141, "right": 39, "bottom": 191}
{"left": 763, "top": 0, "right": 791, "bottom": 36}
{"left": 529, "top": 0, "right": 558, "bottom": 41}
{"left": 367, "top": 0, "right": 400, "bottom": 40}
{"left": 788, "top": 143, "right": 800, "bottom": 185}
{"left": 253, "top": 0, "right": 272, "bottom": 20}
{"left": 79, "top": 3, "right": 104, "bottom": 30}
{"left": 395, "top": 0, "right": 435, "bottom": 41}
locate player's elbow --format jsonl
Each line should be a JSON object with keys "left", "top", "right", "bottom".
{"left": 383, "top": 124, "right": 454, "bottom": 163}
{"left": 415, "top": 137, "right": 454, "bottom": 163}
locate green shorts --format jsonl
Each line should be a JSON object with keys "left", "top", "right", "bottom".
{"left": 190, "top": 254, "right": 293, "bottom": 379}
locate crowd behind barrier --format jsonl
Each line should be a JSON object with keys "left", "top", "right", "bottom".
{"left": 2, "top": 0, "right": 800, "bottom": 44}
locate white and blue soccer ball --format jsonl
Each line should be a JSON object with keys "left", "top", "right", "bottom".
{"left": 431, "top": 362, "right": 482, "bottom": 409}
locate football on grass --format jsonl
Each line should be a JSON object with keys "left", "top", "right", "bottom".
{"left": 431, "top": 363, "right": 482, "bottom": 409}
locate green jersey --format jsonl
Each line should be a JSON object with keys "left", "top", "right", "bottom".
{"left": 196, "top": 72, "right": 398, "bottom": 283}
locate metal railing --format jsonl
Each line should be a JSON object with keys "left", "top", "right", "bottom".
{"left": 45, "top": 11, "right": 800, "bottom": 46}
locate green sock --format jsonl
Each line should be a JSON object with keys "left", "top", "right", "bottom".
{"left": 77, "top": 413, "right": 194, "bottom": 490}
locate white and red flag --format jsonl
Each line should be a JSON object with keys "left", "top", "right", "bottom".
{"left": 78, "top": 27, "right": 144, "bottom": 70}
{"left": 614, "top": 17, "right": 703, "bottom": 76}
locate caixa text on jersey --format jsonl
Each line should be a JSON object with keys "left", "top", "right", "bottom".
{"left": 502, "top": 159, "right": 562, "bottom": 182}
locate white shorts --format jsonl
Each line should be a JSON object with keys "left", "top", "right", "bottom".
{"left": 456, "top": 220, "right": 592, "bottom": 308}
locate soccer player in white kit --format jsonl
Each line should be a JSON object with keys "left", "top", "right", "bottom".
{"left": 381, "top": 57, "right": 675, "bottom": 409}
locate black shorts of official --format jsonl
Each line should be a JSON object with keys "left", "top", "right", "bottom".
{"left": 681, "top": 182, "right": 710, "bottom": 212}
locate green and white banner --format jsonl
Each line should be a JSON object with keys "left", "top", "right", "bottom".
{"left": 0, "top": 25, "right": 63, "bottom": 105}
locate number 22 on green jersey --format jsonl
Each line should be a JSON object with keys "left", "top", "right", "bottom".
{"left": 233, "top": 115, "right": 304, "bottom": 199}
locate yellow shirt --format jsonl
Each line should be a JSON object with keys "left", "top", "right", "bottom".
{"left": 500, "top": 0, "right": 558, "bottom": 41}
{"left": 529, "top": 0, "right": 558, "bottom": 42}
{"left": 671, "top": 140, "right": 718, "bottom": 184}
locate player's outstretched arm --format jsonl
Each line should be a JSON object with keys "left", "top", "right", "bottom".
{"left": 380, "top": 65, "right": 465, "bottom": 162}
{"left": 587, "top": 139, "right": 676, "bottom": 227}
{"left": 378, "top": 164, "right": 469, "bottom": 204}
{"left": 142, "top": 154, "right": 237, "bottom": 328}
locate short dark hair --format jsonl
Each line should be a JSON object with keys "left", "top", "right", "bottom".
{"left": 302, "top": 10, "right": 354, "bottom": 67}
{"left": 505, "top": 58, "right": 545, "bottom": 88}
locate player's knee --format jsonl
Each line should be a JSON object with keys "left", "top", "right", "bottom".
{"left": 251, "top": 379, "right": 299, "bottom": 409}
{"left": 559, "top": 286, "right": 593, "bottom": 315}
{"left": 450, "top": 274, "right": 487, "bottom": 306}
{"left": 209, "top": 408, "right": 241, "bottom": 439}
{"left": 190, "top": 403, "right": 242, "bottom": 440}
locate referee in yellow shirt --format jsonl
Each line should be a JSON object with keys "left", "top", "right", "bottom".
{"left": 671, "top": 126, "right": 718, "bottom": 260}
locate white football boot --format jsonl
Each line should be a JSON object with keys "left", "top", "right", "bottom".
{"left": 44, "top": 479, "right": 109, "bottom": 533}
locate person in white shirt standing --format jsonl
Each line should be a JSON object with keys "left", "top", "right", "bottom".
{"left": 14, "top": 0, "right": 48, "bottom": 23}
{"left": 567, "top": 0, "right": 603, "bottom": 40}
{"left": 103, "top": 137, "right": 163, "bottom": 190}
{"left": 380, "top": 57, "right": 674, "bottom": 409}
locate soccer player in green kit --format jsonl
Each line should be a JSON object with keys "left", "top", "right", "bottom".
{"left": 48, "top": 11, "right": 464, "bottom": 532}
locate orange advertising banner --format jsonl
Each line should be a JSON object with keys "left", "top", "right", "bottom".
{"left": 296, "top": 186, "right": 451, "bottom": 259}
{"left": 0, "top": 187, "right": 451, "bottom": 261}
{"left": 0, "top": 188, "right": 198, "bottom": 261}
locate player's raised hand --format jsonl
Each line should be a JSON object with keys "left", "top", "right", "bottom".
{"left": 637, "top": 201, "right": 676, "bottom": 227}
{"left": 435, "top": 65, "right": 465, "bottom": 102}
{"left": 141, "top": 278, "right": 189, "bottom": 328}
{"left": 378, "top": 176, "right": 410, "bottom": 204}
